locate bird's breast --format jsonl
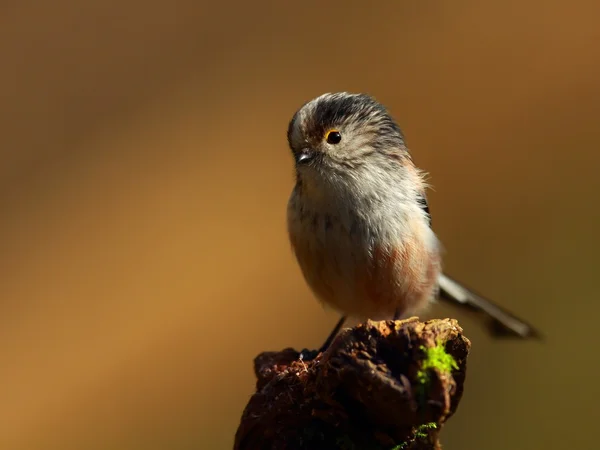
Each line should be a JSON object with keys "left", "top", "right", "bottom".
{"left": 287, "top": 184, "right": 441, "bottom": 320}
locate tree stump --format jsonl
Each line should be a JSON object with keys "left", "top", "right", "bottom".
{"left": 234, "top": 317, "right": 471, "bottom": 449}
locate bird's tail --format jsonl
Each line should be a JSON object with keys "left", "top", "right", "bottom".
{"left": 437, "top": 273, "right": 541, "bottom": 339}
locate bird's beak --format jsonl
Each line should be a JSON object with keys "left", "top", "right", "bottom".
{"left": 295, "top": 148, "right": 315, "bottom": 164}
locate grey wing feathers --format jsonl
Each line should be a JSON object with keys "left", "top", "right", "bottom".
{"left": 416, "top": 191, "right": 431, "bottom": 227}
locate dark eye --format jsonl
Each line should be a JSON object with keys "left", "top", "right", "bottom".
{"left": 325, "top": 130, "right": 342, "bottom": 144}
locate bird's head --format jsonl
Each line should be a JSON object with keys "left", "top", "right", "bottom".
{"left": 286, "top": 92, "right": 408, "bottom": 177}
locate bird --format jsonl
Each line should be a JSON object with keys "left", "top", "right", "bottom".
{"left": 285, "top": 92, "right": 540, "bottom": 354}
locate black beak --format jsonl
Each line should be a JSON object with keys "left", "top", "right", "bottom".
{"left": 295, "top": 148, "right": 315, "bottom": 164}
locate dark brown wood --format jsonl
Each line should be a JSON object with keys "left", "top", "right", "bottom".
{"left": 234, "top": 317, "right": 471, "bottom": 450}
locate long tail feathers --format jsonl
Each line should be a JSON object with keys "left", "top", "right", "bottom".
{"left": 437, "top": 273, "right": 541, "bottom": 339}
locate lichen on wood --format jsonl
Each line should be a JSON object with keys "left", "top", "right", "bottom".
{"left": 234, "top": 317, "right": 471, "bottom": 450}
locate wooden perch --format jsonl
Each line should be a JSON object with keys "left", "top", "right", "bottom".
{"left": 234, "top": 317, "right": 471, "bottom": 450}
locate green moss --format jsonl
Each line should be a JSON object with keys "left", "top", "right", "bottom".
{"left": 390, "top": 422, "right": 438, "bottom": 450}
{"left": 416, "top": 341, "right": 458, "bottom": 389}
{"left": 414, "top": 422, "right": 437, "bottom": 438}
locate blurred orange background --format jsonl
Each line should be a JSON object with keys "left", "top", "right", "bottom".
{"left": 1, "top": 1, "right": 599, "bottom": 449}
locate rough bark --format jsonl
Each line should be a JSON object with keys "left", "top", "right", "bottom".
{"left": 234, "top": 317, "right": 471, "bottom": 450}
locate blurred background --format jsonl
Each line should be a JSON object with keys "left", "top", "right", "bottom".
{"left": 1, "top": 1, "right": 599, "bottom": 449}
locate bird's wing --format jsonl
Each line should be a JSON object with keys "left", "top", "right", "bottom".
{"left": 416, "top": 191, "right": 431, "bottom": 227}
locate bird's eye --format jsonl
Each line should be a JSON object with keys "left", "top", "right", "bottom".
{"left": 325, "top": 130, "right": 342, "bottom": 145}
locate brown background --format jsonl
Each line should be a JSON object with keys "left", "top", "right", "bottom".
{"left": 1, "top": 1, "right": 599, "bottom": 449}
